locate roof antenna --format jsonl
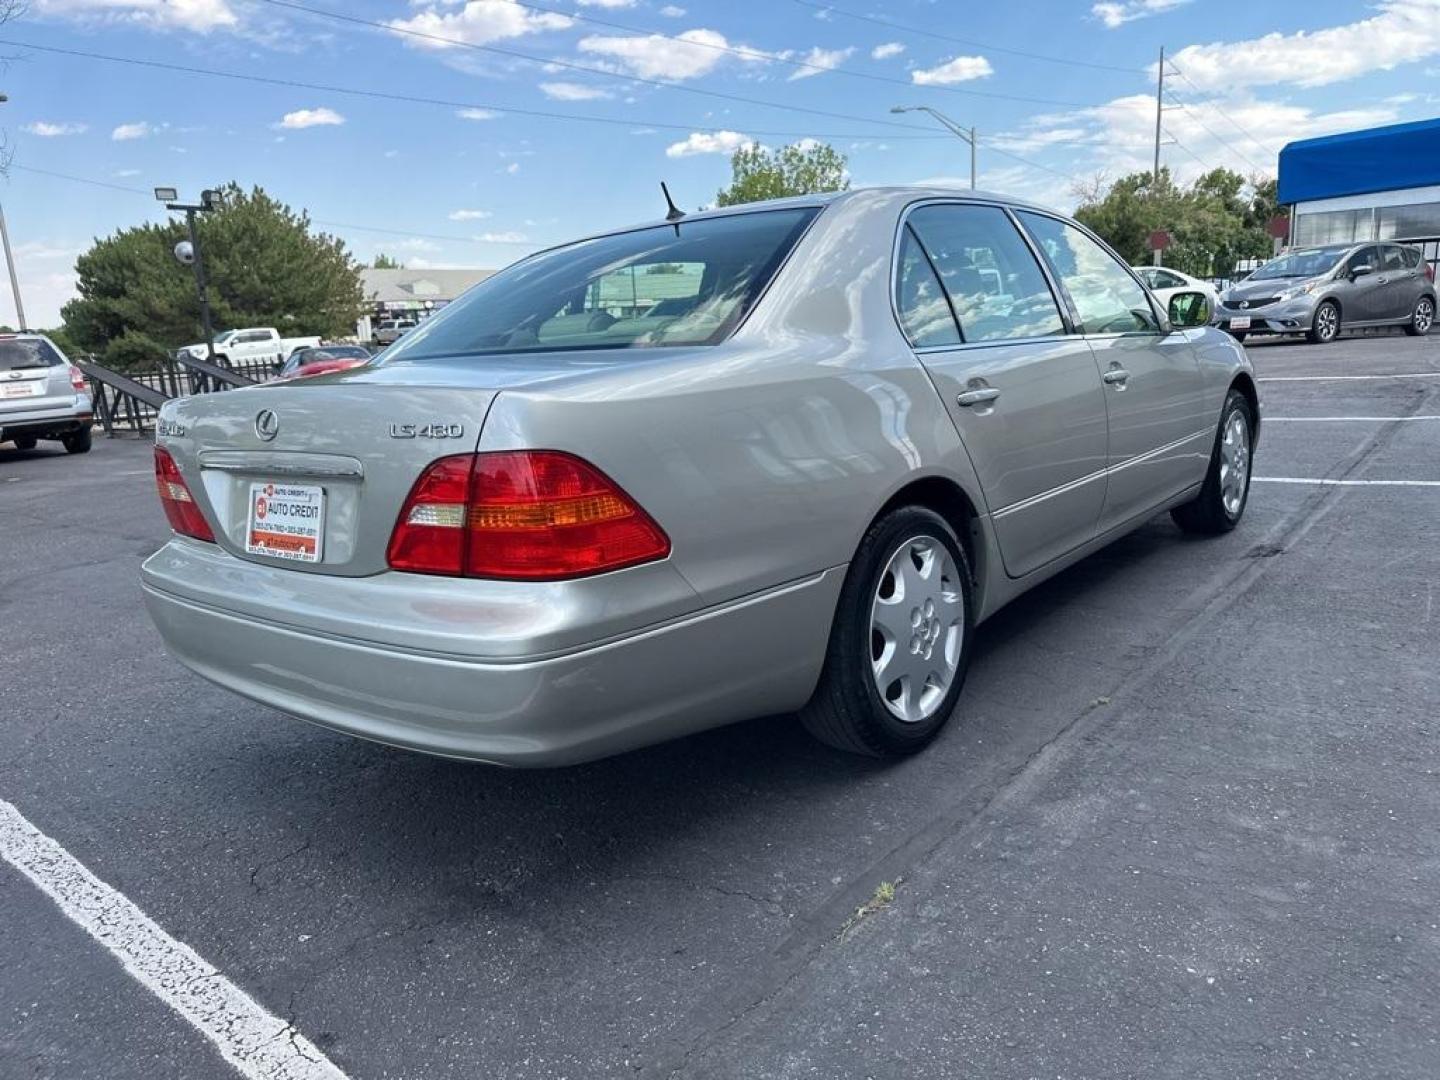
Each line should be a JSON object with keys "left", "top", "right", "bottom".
{"left": 661, "top": 181, "right": 686, "bottom": 223}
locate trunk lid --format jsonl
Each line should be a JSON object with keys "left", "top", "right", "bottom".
{"left": 159, "top": 364, "right": 508, "bottom": 576}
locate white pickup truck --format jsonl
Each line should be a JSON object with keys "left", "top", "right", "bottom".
{"left": 180, "top": 328, "right": 322, "bottom": 369}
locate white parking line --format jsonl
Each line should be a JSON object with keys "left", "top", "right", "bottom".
{"left": 1253, "top": 477, "right": 1440, "bottom": 487}
{"left": 1259, "top": 372, "right": 1440, "bottom": 382}
{"left": 0, "top": 798, "right": 350, "bottom": 1080}
{"left": 1265, "top": 415, "right": 1440, "bottom": 422}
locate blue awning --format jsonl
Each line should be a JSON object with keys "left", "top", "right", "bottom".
{"left": 1278, "top": 116, "right": 1440, "bottom": 205}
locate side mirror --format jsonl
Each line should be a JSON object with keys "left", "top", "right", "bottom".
{"left": 1350, "top": 263, "right": 1374, "bottom": 279}
{"left": 1167, "top": 290, "right": 1211, "bottom": 329}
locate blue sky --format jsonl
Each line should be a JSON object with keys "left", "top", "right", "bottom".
{"left": 3, "top": 0, "right": 1438, "bottom": 326}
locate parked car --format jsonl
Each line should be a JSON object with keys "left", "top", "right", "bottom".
{"left": 142, "top": 188, "right": 1258, "bottom": 767}
{"left": 180, "top": 328, "right": 323, "bottom": 368}
{"left": 1133, "top": 265, "right": 1219, "bottom": 317}
{"left": 276, "top": 345, "right": 372, "bottom": 380}
{"left": 0, "top": 333, "right": 93, "bottom": 454}
{"left": 1216, "top": 241, "right": 1435, "bottom": 343}
{"left": 372, "top": 318, "right": 417, "bottom": 347}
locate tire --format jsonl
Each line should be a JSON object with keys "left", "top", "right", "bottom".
{"left": 801, "top": 506, "right": 974, "bottom": 757}
{"left": 1307, "top": 300, "right": 1340, "bottom": 344}
{"left": 1405, "top": 295, "right": 1434, "bottom": 337}
{"left": 62, "top": 428, "right": 92, "bottom": 455}
{"left": 12, "top": 434, "right": 37, "bottom": 451}
{"left": 1172, "top": 389, "right": 1255, "bottom": 535}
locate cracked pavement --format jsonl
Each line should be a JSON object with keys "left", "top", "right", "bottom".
{"left": 2, "top": 333, "right": 1438, "bottom": 1078}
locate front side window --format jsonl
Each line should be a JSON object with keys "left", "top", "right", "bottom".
{"left": 383, "top": 208, "right": 817, "bottom": 361}
{"left": 1346, "top": 246, "right": 1380, "bottom": 275}
{"left": 907, "top": 204, "right": 1066, "bottom": 343}
{"left": 1017, "top": 212, "right": 1160, "bottom": 334}
{"left": 895, "top": 226, "right": 960, "bottom": 347}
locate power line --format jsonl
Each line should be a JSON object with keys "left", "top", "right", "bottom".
{"left": 1168, "top": 68, "right": 1280, "bottom": 159}
{"left": 1161, "top": 127, "right": 1216, "bottom": 173}
{"left": 0, "top": 38, "right": 949, "bottom": 143}
{"left": 257, "top": 0, "right": 1106, "bottom": 111}
{"left": 789, "top": 0, "right": 1145, "bottom": 75}
{"left": 1163, "top": 92, "right": 1267, "bottom": 173}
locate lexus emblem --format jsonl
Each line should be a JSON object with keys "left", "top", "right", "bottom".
{"left": 254, "top": 409, "right": 279, "bottom": 442}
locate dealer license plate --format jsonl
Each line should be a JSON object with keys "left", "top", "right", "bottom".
{"left": 1229, "top": 316, "right": 1252, "bottom": 331}
{"left": 246, "top": 482, "right": 325, "bottom": 563}
{"left": 0, "top": 382, "right": 41, "bottom": 399}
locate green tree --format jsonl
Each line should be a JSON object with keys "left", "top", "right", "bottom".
{"left": 372, "top": 252, "right": 404, "bottom": 269}
{"left": 715, "top": 141, "right": 849, "bottom": 207}
{"left": 62, "top": 183, "right": 364, "bottom": 371}
{"left": 1074, "top": 167, "right": 1277, "bottom": 279}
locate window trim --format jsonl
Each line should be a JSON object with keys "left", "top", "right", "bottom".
{"left": 889, "top": 196, "right": 1078, "bottom": 354}
{"left": 1011, "top": 207, "right": 1170, "bottom": 338}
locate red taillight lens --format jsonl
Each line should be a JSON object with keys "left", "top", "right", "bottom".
{"left": 154, "top": 446, "right": 216, "bottom": 542}
{"left": 387, "top": 451, "right": 670, "bottom": 580}
{"left": 69, "top": 366, "right": 87, "bottom": 392}
{"left": 1426, "top": 264, "right": 1436, "bottom": 283}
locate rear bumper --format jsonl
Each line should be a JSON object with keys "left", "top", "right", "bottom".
{"left": 140, "top": 540, "right": 843, "bottom": 766}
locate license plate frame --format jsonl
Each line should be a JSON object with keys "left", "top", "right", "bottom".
{"left": 0, "top": 382, "right": 42, "bottom": 399}
{"left": 245, "top": 481, "right": 325, "bottom": 563}
{"left": 1229, "top": 316, "right": 1252, "bottom": 331}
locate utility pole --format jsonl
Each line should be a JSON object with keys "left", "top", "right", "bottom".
{"left": 891, "top": 105, "right": 977, "bottom": 189}
{"left": 155, "top": 187, "right": 222, "bottom": 365}
{"left": 0, "top": 92, "right": 26, "bottom": 330}
{"left": 1153, "top": 45, "right": 1165, "bottom": 185}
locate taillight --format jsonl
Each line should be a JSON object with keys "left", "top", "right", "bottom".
{"left": 154, "top": 446, "right": 216, "bottom": 542}
{"left": 1426, "top": 264, "right": 1436, "bottom": 283}
{"left": 387, "top": 451, "right": 670, "bottom": 580}
{"left": 69, "top": 366, "right": 87, "bottom": 392}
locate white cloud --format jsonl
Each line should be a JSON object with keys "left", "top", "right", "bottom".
{"left": 658, "top": 4, "right": 686, "bottom": 15}
{"left": 448, "top": 209, "right": 493, "bottom": 220}
{"left": 477, "top": 230, "right": 528, "bottom": 242}
{"left": 576, "top": 0, "right": 635, "bottom": 6}
{"left": 578, "top": 28, "right": 765, "bottom": 81}
{"left": 871, "top": 42, "right": 904, "bottom": 60}
{"left": 388, "top": 0, "right": 571, "bottom": 50}
{"left": 393, "top": 238, "right": 441, "bottom": 253}
{"left": 111, "top": 121, "right": 151, "bottom": 141}
{"left": 539, "top": 81, "right": 614, "bottom": 100}
{"left": 33, "top": 0, "right": 238, "bottom": 32}
{"left": 23, "top": 121, "right": 88, "bottom": 137}
{"left": 665, "top": 130, "right": 753, "bottom": 158}
{"left": 276, "top": 107, "right": 345, "bottom": 130}
{"left": 1164, "top": 1, "right": 1440, "bottom": 91}
{"left": 911, "top": 55, "right": 993, "bottom": 85}
{"left": 114, "top": 168, "right": 142, "bottom": 177}
{"left": 456, "top": 108, "right": 499, "bottom": 121}
{"left": 504, "top": 161, "right": 521, "bottom": 174}
{"left": 788, "top": 45, "right": 855, "bottom": 81}
{"left": 1092, "top": 0, "right": 1190, "bottom": 29}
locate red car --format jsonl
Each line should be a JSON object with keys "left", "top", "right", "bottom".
{"left": 275, "top": 345, "right": 372, "bottom": 380}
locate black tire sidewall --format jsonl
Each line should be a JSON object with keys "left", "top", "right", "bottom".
{"left": 828, "top": 507, "right": 975, "bottom": 755}
{"left": 1215, "top": 391, "right": 1255, "bottom": 525}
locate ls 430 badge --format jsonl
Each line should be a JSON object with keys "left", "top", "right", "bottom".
{"left": 388, "top": 423, "right": 465, "bottom": 439}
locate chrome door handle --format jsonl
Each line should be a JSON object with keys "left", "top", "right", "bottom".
{"left": 956, "top": 387, "right": 1001, "bottom": 407}
{"left": 1103, "top": 368, "right": 1130, "bottom": 385}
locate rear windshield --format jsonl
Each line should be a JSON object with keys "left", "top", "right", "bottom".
{"left": 381, "top": 207, "right": 818, "bottom": 361}
{"left": 0, "top": 338, "right": 62, "bottom": 370}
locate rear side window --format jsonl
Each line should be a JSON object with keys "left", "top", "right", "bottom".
{"left": 1402, "top": 247, "right": 1423, "bottom": 269}
{"left": 896, "top": 226, "right": 961, "bottom": 347}
{"left": 0, "top": 338, "right": 62, "bottom": 370}
{"left": 907, "top": 204, "right": 1066, "bottom": 342}
{"left": 383, "top": 208, "right": 818, "bottom": 360}
{"left": 1017, "top": 211, "right": 1161, "bottom": 334}
{"left": 1382, "top": 246, "right": 1407, "bottom": 272}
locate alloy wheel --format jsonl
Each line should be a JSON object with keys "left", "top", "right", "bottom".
{"left": 1218, "top": 409, "right": 1251, "bottom": 518}
{"left": 1416, "top": 298, "right": 1434, "bottom": 335}
{"left": 869, "top": 535, "right": 964, "bottom": 723}
{"left": 1316, "top": 303, "right": 1338, "bottom": 341}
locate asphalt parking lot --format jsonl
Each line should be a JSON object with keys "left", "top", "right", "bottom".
{"left": 3, "top": 330, "right": 1439, "bottom": 1080}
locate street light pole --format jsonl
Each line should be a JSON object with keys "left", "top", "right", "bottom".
{"left": 891, "top": 105, "right": 976, "bottom": 190}
{"left": 156, "top": 187, "right": 222, "bottom": 366}
{"left": 0, "top": 92, "right": 27, "bottom": 330}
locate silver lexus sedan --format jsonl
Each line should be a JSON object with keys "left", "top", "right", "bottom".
{"left": 142, "top": 188, "right": 1259, "bottom": 766}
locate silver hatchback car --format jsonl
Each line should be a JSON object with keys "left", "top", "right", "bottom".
{"left": 142, "top": 188, "right": 1258, "bottom": 766}
{"left": 1217, "top": 241, "right": 1436, "bottom": 343}
{"left": 0, "top": 333, "right": 94, "bottom": 454}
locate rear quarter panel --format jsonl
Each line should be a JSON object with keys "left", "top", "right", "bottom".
{"left": 479, "top": 190, "right": 990, "bottom": 610}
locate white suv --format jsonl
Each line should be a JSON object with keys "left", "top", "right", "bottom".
{"left": 0, "top": 334, "right": 94, "bottom": 454}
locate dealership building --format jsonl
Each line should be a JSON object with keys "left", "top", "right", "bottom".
{"left": 1279, "top": 116, "right": 1440, "bottom": 274}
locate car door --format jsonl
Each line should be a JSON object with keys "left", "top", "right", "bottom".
{"left": 1015, "top": 211, "right": 1211, "bottom": 533}
{"left": 898, "top": 202, "right": 1109, "bottom": 578}
{"left": 1339, "top": 246, "right": 1386, "bottom": 322}
{"left": 1379, "top": 245, "right": 1419, "bottom": 320}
